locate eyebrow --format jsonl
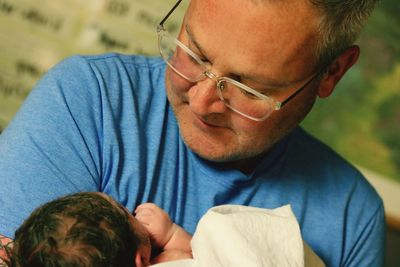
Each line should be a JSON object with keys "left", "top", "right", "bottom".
{"left": 185, "top": 24, "right": 293, "bottom": 89}
{"left": 185, "top": 24, "right": 208, "bottom": 59}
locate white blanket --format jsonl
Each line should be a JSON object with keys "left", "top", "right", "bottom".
{"left": 152, "top": 205, "right": 325, "bottom": 267}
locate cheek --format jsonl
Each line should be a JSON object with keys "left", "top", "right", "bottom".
{"left": 168, "top": 68, "right": 193, "bottom": 93}
{"left": 233, "top": 116, "right": 276, "bottom": 144}
{"left": 232, "top": 115, "right": 267, "bottom": 133}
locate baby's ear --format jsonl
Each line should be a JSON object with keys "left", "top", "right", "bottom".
{"left": 135, "top": 251, "right": 145, "bottom": 267}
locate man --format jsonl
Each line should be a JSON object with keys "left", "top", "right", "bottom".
{"left": 0, "top": 0, "right": 384, "bottom": 266}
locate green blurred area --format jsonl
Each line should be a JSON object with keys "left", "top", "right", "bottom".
{"left": 0, "top": 0, "right": 399, "bottom": 182}
{"left": 302, "top": 0, "right": 400, "bottom": 182}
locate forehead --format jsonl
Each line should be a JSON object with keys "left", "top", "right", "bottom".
{"left": 185, "top": 0, "right": 320, "bottom": 81}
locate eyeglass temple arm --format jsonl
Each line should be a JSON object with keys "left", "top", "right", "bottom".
{"left": 280, "top": 72, "right": 319, "bottom": 108}
{"left": 159, "top": 0, "right": 183, "bottom": 26}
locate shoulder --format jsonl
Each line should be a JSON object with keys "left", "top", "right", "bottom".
{"left": 288, "top": 127, "right": 349, "bottom": 165}
{"left": 54, "top": 53, "right": 164, "bottom": 69}
{"left": 288, "top": 127, "right": 368, "bottom": 180}
{"left": 286, "top": 127, "right": 382, "bottom": 209}
{"left": 32, "top": 53, "right": 167, "bottom": 114}
{"left": 285, "top": 128, "right": 385, "bottom": 265}
{"left": 82, "top": 53, "right": 165, "bottom": 71}
{"left": 48, "top": 53, "right": 165, "bottom": 83}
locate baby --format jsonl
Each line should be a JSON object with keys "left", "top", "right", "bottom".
{"left": 5, "top": 193, "right": 325, "bottom": 267}
{"left": 5, "top": 192, "right": 191, "bottom": 267}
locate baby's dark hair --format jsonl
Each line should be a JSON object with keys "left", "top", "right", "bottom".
{"left": 8, "top": 192, "right": 142, "bottom": 267}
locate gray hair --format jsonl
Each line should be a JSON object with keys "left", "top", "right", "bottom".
{"left": 310, "top": 0, "right": 379, "bottom": 67}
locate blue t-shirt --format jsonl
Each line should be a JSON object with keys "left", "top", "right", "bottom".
{"left": 0, "top": 54, "right": 384, "bottom": 266}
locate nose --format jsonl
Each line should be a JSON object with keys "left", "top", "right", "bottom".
{"left": 187, "top": 76, "right": 227, "bottom": 116}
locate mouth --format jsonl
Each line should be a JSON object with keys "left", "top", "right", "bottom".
{"left": 192, "top": 112, "right": 225, "bottom": 130}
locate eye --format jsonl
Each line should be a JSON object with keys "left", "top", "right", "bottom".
{"left": 231, "top": 74, "right": 242, "bottom": 83}
{"left": 197, "top": 54, "right": 209, "bottom": 63}
{"left": 186, "top": 51, "right": 208, "bottom": 66}
{"left": 240, "top": 88, "right": 260, "bottom": 99}
{"left": 188, "top": 45, "right": 211, "bottom": 65}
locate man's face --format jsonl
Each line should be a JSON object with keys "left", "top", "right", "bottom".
{"left": 165, "top": 0, "right": 321, "bottom": 167}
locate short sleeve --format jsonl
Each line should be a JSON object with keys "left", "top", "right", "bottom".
{"left": 0, "top": 56, "right": 104, "bottom": 238}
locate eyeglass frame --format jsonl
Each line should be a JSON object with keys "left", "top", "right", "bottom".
{"left": 157, "top": 0, "right": 322, "bottom": 122}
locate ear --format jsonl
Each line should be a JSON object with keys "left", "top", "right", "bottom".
{"left": 135, "top": 251, "right": 144, "bottom": 267}
{"left": 317, "top": 45, "right": 360, "bottom": 98}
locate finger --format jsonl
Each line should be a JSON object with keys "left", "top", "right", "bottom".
{"left": 135, "top": 207, "right": 157, "bottom": 217}
{"left": 135, "top": 211, "right": 153, "bottom": 219}
{"left": 134, "top": 213, "right": 153, "bottom": 225}
{"left": 136, "top": 202, "right": 160, "bottom": 211}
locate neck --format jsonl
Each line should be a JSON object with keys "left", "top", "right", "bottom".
{"left": 225, "top": 152, "right": 267, "bottom": 175}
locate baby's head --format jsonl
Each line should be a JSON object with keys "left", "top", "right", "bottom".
{"left": 10, "top": 192, "right": 151, "bottom": 267}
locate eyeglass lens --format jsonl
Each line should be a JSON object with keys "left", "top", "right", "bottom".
{"left": 159, "top": 32, "right": 275, "bottom": 120}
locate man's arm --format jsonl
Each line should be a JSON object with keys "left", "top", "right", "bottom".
{"left": 0, "top": 234, "right": 13, "bottom": 266}
{"left": 0, "top": 56, "right": 104, "bottom": 238}
{"left": 343, "top": 202, "right": 385, "bottom": 267}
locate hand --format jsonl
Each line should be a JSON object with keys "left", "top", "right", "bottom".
{"left": 0, "top": 235, "right": 13, "bottom": 265}
{"left": 135, "top": 203, "right": 176, "bottom": 248}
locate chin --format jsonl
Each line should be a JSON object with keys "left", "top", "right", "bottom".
{"left": 182, "top": 133, "right": 265, "bottom": 163}
{"left": 182, "top": 134, "right": 227, "bottom": 161}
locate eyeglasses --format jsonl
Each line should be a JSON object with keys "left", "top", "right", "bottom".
{"left": 157, "top": 0, "right": 320, "bottom": 122}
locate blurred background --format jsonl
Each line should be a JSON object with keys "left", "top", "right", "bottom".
{"left": 0, "top": 0, "right": 399, "bottom": 265}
